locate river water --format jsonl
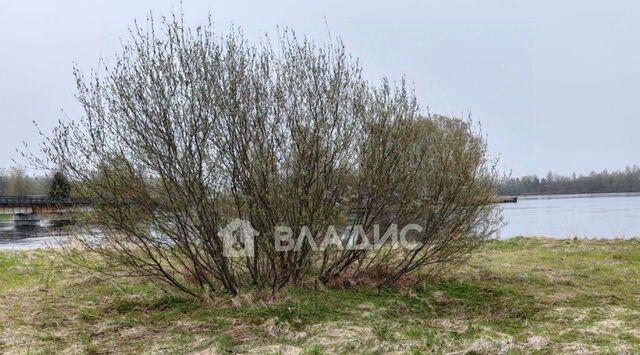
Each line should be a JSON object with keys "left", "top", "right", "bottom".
{"left": 501, "top": 192, "right": 640, "bottom": 238}
{"left": 1, "top": 192, "right": 639, "bottom": 250}
{"left": 0, "top": 223, "right": 68, "bottom": 251}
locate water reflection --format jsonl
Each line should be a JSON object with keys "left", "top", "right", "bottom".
{"left": 0, "top": 221, "right": 69, "bottom": 251}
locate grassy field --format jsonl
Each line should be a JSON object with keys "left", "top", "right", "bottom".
{"left": 1, "top": 238, "right": 639, "bottom": 354}
{"left": 0, "top": 214, "right": 11, "bottom": 222}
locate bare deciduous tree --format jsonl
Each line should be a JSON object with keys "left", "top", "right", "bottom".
{"left": 32, "top": 13, "right": 501, "bottom": 297}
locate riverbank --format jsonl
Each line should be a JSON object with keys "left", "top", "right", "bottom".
{"left": 1, "top": 238, "right": 639, "bottom": 353}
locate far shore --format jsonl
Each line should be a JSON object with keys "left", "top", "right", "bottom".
{"left": 515, "top": 191, "right": 640, "bottom": 200}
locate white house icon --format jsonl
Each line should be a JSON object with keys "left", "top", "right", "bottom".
{"left": 218, "top": 218, "right": 259, "bottom": 258}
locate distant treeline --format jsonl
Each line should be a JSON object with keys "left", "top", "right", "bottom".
{"left": 499, "top": 165, "right": 640, "bottom": 196}
{"left": 4, "top": 164, "right": 640, "bottom": 197}
{"left": 0, "top": 167, "right": 51, "bottom": 196}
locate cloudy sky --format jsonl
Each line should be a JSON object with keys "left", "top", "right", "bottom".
{"left": 1, "top": 0, "right": 638, "bottom": 177}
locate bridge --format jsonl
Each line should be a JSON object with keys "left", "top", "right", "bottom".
{"left": 0, "top": 196, "right": 89, "bottom": 227}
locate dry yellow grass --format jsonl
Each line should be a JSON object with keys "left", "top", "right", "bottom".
{"left": 1, "top": 238, "right": 639, "bottom": 354}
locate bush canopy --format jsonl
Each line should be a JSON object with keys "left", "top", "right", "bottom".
{"left": 37, "top": 14, "right": 501, "bottom": 297}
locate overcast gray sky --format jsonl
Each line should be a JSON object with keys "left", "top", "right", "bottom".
{"left": 1, "top": 0, "right": 638, "bottom": 177}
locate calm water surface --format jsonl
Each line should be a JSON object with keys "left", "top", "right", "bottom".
{"left": 1, "top": 192, "right": 639, "bottom": 250}
{"left": 0, "top": 223, "right": 68, "bottom": 251}
{"left": 0, "top": 221, "right": 67, "bottom": 251}
{"left": 501, "top": 192, "right": 640, "bottom": 238}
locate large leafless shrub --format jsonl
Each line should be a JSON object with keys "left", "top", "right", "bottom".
{"left": 35, "top": 14, "right": 501, "bottom": 297}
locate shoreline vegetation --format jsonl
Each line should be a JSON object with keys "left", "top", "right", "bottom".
{"left": 499, "top": 166, "right": 640, "bottom": 196}
{"left": 1, "top": 238, "right": 638, "bottom": 353}
{"left": 4, "top": 167, "right": 640, "bottom": 200}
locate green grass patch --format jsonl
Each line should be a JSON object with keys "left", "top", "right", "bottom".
{"left": 1, "top": 238, "right": 639, "bottom": 353}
